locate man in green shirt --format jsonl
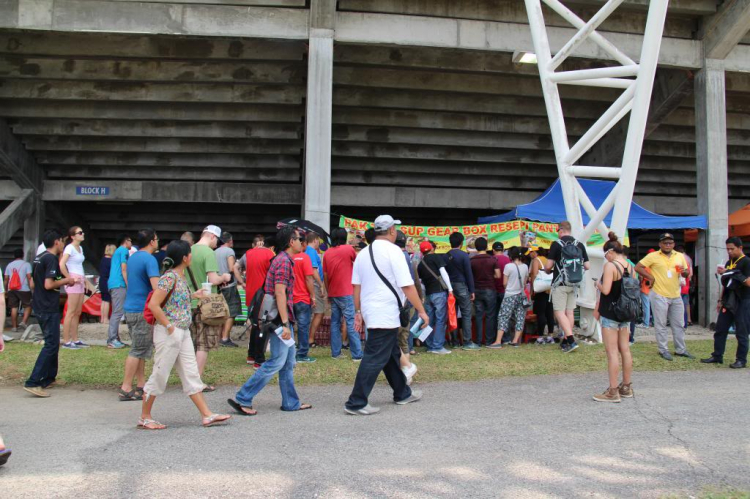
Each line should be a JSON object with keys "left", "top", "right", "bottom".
{"left": 187, "top": 225, "right": 232, "bottom": 389}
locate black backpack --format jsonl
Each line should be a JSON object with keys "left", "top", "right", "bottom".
{"left": 555, "top": 239, "right": 585, "bottom": 286}
{"left": 611, "top": 262, "right": 642, "bottom": 323}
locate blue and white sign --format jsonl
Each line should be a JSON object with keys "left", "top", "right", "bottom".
{"left": 76, "top": 186, "right": 110, "bottom": 196}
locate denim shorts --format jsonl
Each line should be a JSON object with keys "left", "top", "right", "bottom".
{"left": 600, "top": 316, "right": 630, "bottom": 330}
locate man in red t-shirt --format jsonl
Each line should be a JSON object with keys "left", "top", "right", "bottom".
{"left": 323, "top": 228, "right": 363, "bottom": 360}
{"left": 292, "top": 238, "right": 316, "bottom": 363}
{"left": 235, "top": 235, "right": 275, "bottom": 365}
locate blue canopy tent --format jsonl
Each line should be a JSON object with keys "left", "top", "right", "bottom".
{"left": 478, "top": 179, "right": 707, "bottom": 229}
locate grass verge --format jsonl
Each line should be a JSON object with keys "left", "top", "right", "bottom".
{"left": 0, "top": 339, "right": 723, "bottom": 389}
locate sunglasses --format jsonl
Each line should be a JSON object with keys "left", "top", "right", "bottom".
{"left": 75, "top": 231, "right": 84, "bottom": 235}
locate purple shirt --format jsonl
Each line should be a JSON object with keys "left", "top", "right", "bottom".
{"left": 494, "top": 253, "right": 512, "bottom": 293}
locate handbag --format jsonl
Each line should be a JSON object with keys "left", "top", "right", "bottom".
{"left": 533, "top": 259, "right": 553, "bottom": 293}
{"left": 515, "top": 264, "right": 532, "bottom": 310}
{"left": 143, "top": 272, "right": 177, "bottom": 326}
{"left": 186, "top": 267, "right": 229, "bottom": 326}
{"left": 447, "top": 292, "right": 458, "bottom": 331}
{"left": 369, "top": 244, "right": 410, "bottom": 328}
{"left": 419, "top": 258, "right": 448, "bottom": 291}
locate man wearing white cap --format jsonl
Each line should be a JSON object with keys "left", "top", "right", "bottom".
{"left": 345, "top": 215, "right": 429, "bottom": 416}
{"left": 186, "top": 225, "right": 232, "bottom": 388}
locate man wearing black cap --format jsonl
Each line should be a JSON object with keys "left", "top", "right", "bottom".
{"left": 635, "top": 233, "right": 694, "bottom": 361}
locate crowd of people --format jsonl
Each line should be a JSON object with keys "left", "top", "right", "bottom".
{"left": 0, "top": 214, "right": 747, "bottom": 442}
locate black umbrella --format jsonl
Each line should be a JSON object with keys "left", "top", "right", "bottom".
{"left": 276, "top": 218, "right": 331, "bottom": 245}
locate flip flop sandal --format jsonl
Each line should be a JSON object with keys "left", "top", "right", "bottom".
{"left": 202, "top": 385, "right": 216, "bottom": 393}
{"left": 298, "top": 403, "right": 312, "bottom": 411}
{"left": 118, "top": 388, "right": 139, "bottom": 401}
{"left": 0, "top": 449, "right": 11, "bottom": 466}
{"left": 202, "top": 414, "right": 231, "bottom": 427}
{"left": 137, "top": 418, "right": 166, "bottom": 430}
{"left": 227, "top": 399, "right": 257, "bottom": 416}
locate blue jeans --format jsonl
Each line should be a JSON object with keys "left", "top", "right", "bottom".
{"left": 641, "top": 292, "right": 651, "bottom": 325}
{"left": 474, "top": 288, "right": 497, "bottom": 345}
{"left": 294, "top": 302, "right": 312, "bottom": 358}
{"left": 425, "top": 292, "right": 448, "bottom": 351}
{"left": 452, "top": 282, "right": 474, "bottom": 344}
{"left": 345, "top": 328, "right": 411, "bottom": 410}
{"left": 235, "top": 332, "right": 300, "bottom": 411}
{"left": 25, "top": 311, "right": 61, "bottom": 388}
{"left": 682, "top": 293, "right": 689, "bottom": 327}
{"left": 330, "top": 295, "right": 363, "bottom": 359}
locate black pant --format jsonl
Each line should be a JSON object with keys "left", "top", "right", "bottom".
{"left": 474, "top": 288, "right": 497, "bottom": 345}
{"left": 712, "top": 301, "right": 750, "bottom": 364}
{"left": 248, "top": 322, "right": 273, "bottom": 364}
{"left": 533, "top": 292, "right": 555, "bottom": 335}
{"left": 345, "top": 328, "right": 411, "bottom": 410}
{"left": 25, "top": 311, "right": 61, "bottom": 388}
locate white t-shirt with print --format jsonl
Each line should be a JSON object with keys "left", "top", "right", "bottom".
{"left": 504, "top": 262, "right": 529, "bottom": 296}
{"left": 63, "top": 244, "right": 86, "bottom": 275}
{"left": 352, "top": 239, "right": 414, "bottom": 329}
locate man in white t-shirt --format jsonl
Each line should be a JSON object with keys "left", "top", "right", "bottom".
{"left": 344, "top": 215, "right": 429, "bottom": 416}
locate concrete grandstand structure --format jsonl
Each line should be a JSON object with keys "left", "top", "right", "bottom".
{"left": 0, "top": 0, "right": 748, "bottom": 323}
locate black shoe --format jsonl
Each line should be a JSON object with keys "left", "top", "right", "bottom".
{"left": 674, "top": 351, "right": 695, "bottom": 359}
{"left": 730, "top": 361, "right": 747, "bottom": 369}
{"left": 700, "top": 357, "right": 723, "bottom": 364}
{"left": 659, "top": 351, "right": 673, "bottom": 361}
{"left": 220, "top": 339, "right": 239, "bottom": 348}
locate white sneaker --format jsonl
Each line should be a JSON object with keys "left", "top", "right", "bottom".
{"left": 2, "top": 334, "right": 14, "bottom": 342}
{"left": 396, "top": 389, "right": 423, "bottom": 405}
{"left": 401, "top": 363, "right": 418, "bottom": 385}
{"left": 344, "top": 404, "right": 380, "bottom": 416}
{"left": 428, "top": 348, "right": 452, "bottom": 355}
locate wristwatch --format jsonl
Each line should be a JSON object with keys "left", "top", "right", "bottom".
{"left": 284, "top": 321, "right": 292, "bottom": 328}
{"left": 355, "top": 310, "right": 361, "bottom": 314}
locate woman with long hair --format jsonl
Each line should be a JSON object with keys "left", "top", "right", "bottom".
{"left": 60, "top": 226, "right": 88, "bottom": 349}
{"left": 139, "top": 240, "right": 231, "bottom": 430}
{"left": 593, "top": 232, "right": 634, "bottom": 403}
{"left": 489, "top": 246, "right": 529, "bottom": 348}
{"left": 99, "top": 244, "right": 116, "bottom": 324}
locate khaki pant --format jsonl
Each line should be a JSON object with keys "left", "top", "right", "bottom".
{"left": 143, "top": 324, "right": 205, "bottom": 397}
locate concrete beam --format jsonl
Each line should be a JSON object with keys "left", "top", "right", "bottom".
{"left": 0, "top": 1, "right": 309, "bottom": 39}
{"left": 332, "top": 142, "right": 557, "bottom": 165}
{"left": 24, "top": 137, "right": 303, "bottom": 154}
{"left": 568, "top": 0, "right": 716, "bottom": 15}
{"left": 726, "top": 72, "right": 750, "bottom": 93}
{"left": 36, "top": 152, "right": 300, "bottom": 169}
{"left": 0, "top": 80, "right": 304, "bottom": 105}
{"left": 46, "top": 166, "right": 299, "bottom": 183}
{"left": 0, "top": 118, "right": 43, "bottom": 193}
{"left": 114, "top": 0, "right": 306, "bottom": 6}
{"left": 335, "top": 12, "right": 710, "bottom": 70}
{"left": 663, "top": 108, "right": 750, "bottom": 131}
{"left": 0, "top": 30, "right": 305, "bottom": 61}
{"left": 700, "top": 0, "right": 750, "bottom": 60}
{"left": 0, "top": 189, "right": 34, "bottom": 251}
{"left": 43, "top": 180, "right": 302, "bottom": 204}
{"left": 0, "top": 100, "right": 304, "bottom": 122}
{"left": 10, "top": 120, "right": 302, "bottom": 140}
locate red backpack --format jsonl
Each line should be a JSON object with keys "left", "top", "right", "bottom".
{"left": 8, "top": 268, "right": 22, "bottom": 291}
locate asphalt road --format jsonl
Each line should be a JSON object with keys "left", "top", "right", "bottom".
{"left": 1, "top": 369, "right": 748, "bottom": 498}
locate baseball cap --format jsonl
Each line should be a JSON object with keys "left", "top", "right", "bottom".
{"left": 659, "top": 233, "right": 675, "bottom": 242}
{"left": 204, "top": 225, "right": 223, "bottom": 244}
{"left": 374, "top": 214, "right": 401, "bottom": 231}
{"left": 647, "top": 248, "right": 656, "bottom": 253}
{"left": 419, "top": 241, "right": 433, "bottom": 254}
{"left": 528, "top": 245, "right": 539, "bottom": 252}
{"left": 492, "top": 242, "right": 504, "bottom": 251}
{"left": 395, "top": 230, "right": 407, "bottom": 248}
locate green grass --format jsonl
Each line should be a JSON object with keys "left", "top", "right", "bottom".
{"left": 0, "top": 339, "right": 723, "bottom": 389}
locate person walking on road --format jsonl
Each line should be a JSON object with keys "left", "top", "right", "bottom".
{"left": 635, "top": 233, "right": 694, "bottom": 361}
{"left": 344, "top": 215, "right": 428, "bottom": 416}
{"left": 139, "top": 240, "right": 231, "bottom": 430}
{"left": 701, "top": 237, "right": 750, "bottom": 369}
{"left": 23, "top": 229, "right": 76, "bottom": 398}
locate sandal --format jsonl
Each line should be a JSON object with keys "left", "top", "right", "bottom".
{"left": 134, "top": 387, "right": 144, "bottom": 400}
{"left": 202, "top": 413, "right": 231, "bottom": 427}
{"left": 298, "top": 403, "right": 312, "bottom": 411}
{"left": 119, "top": 388, "right": 139, "bottom": 401}
{"left": 137, "top": 418, "right": 166, "bottom": 430}
{"left": 227, "top": 399, "right": 257, "bottom": 416}
{"left": 202, "top": 385, "right": 216, "bottom": 393}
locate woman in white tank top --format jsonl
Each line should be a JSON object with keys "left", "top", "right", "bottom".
{"left": 60, "top": 226, "right": 88, "bottom": 349}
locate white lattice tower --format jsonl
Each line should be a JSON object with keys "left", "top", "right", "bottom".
{"left": 524, "top": 0, "right": 670, "bottom": 242}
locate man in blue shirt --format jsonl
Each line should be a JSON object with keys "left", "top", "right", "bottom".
{"left": 305, "top": 232, "right": 327, "bottom": 348}
{"left": 118, "top": 229, "right": 160, "bottom": 401}
{"left": 446, "top": 232, "right": 478, "bottom": 350}
{"left": 107, "top": 233, "right": 132, "bottom": 349}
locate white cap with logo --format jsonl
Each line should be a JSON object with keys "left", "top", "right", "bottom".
{"left": 204, "top": 225, "right": 223, "bottom": 243}
{"left": 373, "top": 215, "right": 401, "bottom": 231}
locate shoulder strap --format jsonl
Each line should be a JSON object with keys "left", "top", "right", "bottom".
{"left": 369, "top": 243, "right": 403, "bottom": 309}
{"left": 185, "top": 266, "right": 199, "bottom": 291}
{"left": 514, "top": 263, "right": 526, "bottom": 283}
{"left": 611, "top": 261, "right": 624, "bottom": 279}
{"left": 419, "top": 258, "right": 440, "bottom": 281}
{"left": 161, "top": 271, "right": 177, "bottom": 307}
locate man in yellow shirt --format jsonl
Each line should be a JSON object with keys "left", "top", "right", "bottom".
{"left": 635, "top": 233, "right": 694, "bottom": 361}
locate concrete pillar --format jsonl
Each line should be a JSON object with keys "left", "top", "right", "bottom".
{"left": 695, "top": 59, "right": 728, "bottom": 326}
{"left": 23, "top": 194, "right": 44, "bottom": 262}
{"left": 303, "top": 0, "right": 335, "bottom": 233}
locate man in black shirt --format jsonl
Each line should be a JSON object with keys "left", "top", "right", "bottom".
{"left": 701, "top": 237, "right": 750, "bottom": 368}
{"left": 545, "top": 221, "right": 590, "bottom": 353}
{"left": 24, "top": 229, "right": 76, "bottom": 397}
{"left": 417, "top": 241, "right": 453, "bottom": 354}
